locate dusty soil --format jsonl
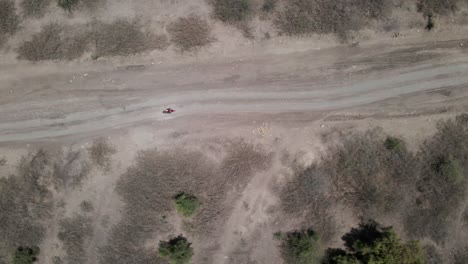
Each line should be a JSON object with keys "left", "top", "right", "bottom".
{"left": 1, "top": 4, "right": 468, "bottom": 263}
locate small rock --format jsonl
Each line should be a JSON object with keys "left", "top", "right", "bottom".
{"left": 320, "top": 124, "right": 325, "bottom": 128}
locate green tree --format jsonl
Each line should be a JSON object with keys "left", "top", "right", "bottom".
{"left": 325, "top": 221, "right": 424, "bottom": 264}
{"left": 159, "top": 236, "right": 193, "bottom": 264}
{"left": 13, "top": 246, "right": 39, "bottom": 264}
{"left": 281, "top": 229, "right": 322, "bottom": 264}
{"left": 175, "top": 193, "right": 199, "bottom": 217}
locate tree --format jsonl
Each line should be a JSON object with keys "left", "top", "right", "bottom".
{"left": 281, "top": 229, "right": 322, "bottom": 264}
{"left": 325, "top": 221, "right": 424, "bottom": 264}
{"left": 174, "top": 193, "right": 199, "bottom": 217}
{"left": 13, "top": 246, "right": 39, "bottom": 264}
{"left": 158, "top": 235, "right": 193, "bottom": 264}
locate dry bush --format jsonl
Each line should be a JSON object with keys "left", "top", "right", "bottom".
{"left": 0, "top": 150, "right": 53, "bottom": 263}
{"left": 210, "top": 0, "right": 253, "bottom": 23}
{"left": 57, "top": 0, "right": 105, "bottom": 13}
{"left": 53, "top": 150, "right": 90, "bottom": 188}
{"left": 17, "top": 23, "right": 90, "bottom": 61}
{"left": 58, "top": 215, "right": 93, "bottom": 264}
{"left": 0, "top": 0, "right": 20, "bottom": 45}
{"left": 167, "top": 16, "right": 213, "bottom": 52}
{"left": 275, "top": 0, "right": 392, "bottom": 39}
{"left": 100, "top": 149, "right": 215, "bottom": 264}
{"left": 20, "top": 0, "right": 52, "bottom": 18}
{"left": 220, "top": 140, "right": 272, "bottom": 184}
{"left": 91, "top": 19, "right": 168, "bottom": 58}
{"left": 405, "top": 114, "right": 468, "bottom": 241}
{"left": 101, "top": 143, "right": 271, "bottom": 263}
{"left": 88, "top": 137, "right": 116, "bottom": 170}
{"left": 417, "top": 0, "right": 459, "bottom": 17}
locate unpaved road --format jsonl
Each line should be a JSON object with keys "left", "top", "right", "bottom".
{"left": 1, "top": 38, "right": 468, "bottom": 143}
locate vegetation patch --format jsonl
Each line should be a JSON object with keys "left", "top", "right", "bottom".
{"left": 417, "top": 0, "right": 459, "bottom": 17}
{"left": 167, "top": 16, "right": 213, "bottom": 52}
{"left": 280, "top": 229, "right": 322, "bottom": 264}
{"left": 88, "top": 137, "right": 116, "bottom": 169}
{"left": 210, "top": 0, "right": 253, "bottom": 23}
{"left": 159, "top": 235, "right": 193, "bottom": 264}
{"left": 0, "top": 150, "right": 52, "bottom": 263}
{"left": 21, "top": 0, "right": 52, "bottom": 18}
{"left": 175, "top": 193, "right": 199, "bottom": 217}
{"left": 274, "top": 0, "right": 392, "bottom": 39}
{"left": 0, "top": 0, "right": 20, "bottom": 45}
{"left": 17, "top": 23, "right": 90, "bottom": 61}
{"left": 324, "top": 221, "right": 424, "bottom": 264}
{"left": 12, "top": 246, "right": 40, "bottom": 264}
{"left": 80, "top": 200, "right": 94, "bottom": 213}
{"left": 91, "top": 19, "right": 168, "bottom": 58}
{"left": 57, "top": 0, "right": 104, "bottom": 13}
{"left": 384, "top": 136, "right": 402, "bottom": 150}
{"left": 57, "top": 215, "right": 93, "bottom": 264}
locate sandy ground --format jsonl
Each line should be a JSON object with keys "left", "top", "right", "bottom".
{"left": 1, "top": 24, "right": 468, "bottom": 263}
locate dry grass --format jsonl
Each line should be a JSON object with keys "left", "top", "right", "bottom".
{"left": 53, "top": 149, "right": 90, "bottom": 188}
{"left": 17, "top": 23, "right": 91, "bottom": 61}
{"left": 88, "top": 137, "right": 116, "bottom": 170}
{"left": 57, "top": 215, "right": 93, "bottom": 264}
{"left": 100, "top": 142, "right": 272, "bottom": 263}
{"left": 0, "top": 0, "right": 20, "bottom": 46}
{"left": 417, "top": 0, "right": 459, "bottom": 17}
{"left": 20, "top": 0, "right": 52, "bottom": 18}
{"left": 0, "top": 150, "right": 53, "bottom": 263}
{"left": 210, "top": 0, "right": 253, "bottom": 23}
{"left": 275, "top": 0, "right": 392, "bottom": 39}
{"left": 91, "top": 19, "right": 168, "bottom": 58}
{"left": 168, "top": 16, "right": 213, "bottom": 52}
{"left": 281, "top": 114, "right": 467, "bottom": 261}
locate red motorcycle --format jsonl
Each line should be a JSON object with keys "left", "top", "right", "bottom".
{"left": 162, "top": 108, "right": 176, "bottom": 114}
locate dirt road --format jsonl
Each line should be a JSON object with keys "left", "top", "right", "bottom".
{"left": 1, "top": 38, "right": 468, "bottom": 143}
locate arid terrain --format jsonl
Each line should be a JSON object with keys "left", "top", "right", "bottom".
{"left": 1, "top": 1, "right": 468, "bottom": 264}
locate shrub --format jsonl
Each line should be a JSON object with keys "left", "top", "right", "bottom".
{"left": 17, "top": 23, "right": 90, "bottom": 61}
{"left": 21, "top": 0, "right": 52, "bottom": 18}
{"left": 80, "top": 201, "right": 94, "bottom": 213}
{"left": 167, "top": 16, "right": 213, "bottom": 52}
{"left": 384, "top": 136, "right": 402, "bottom": 150}
{"left": 275, "top": 0, "right": 391, "bottom": 39}
{"left": 175, "top": 193, "right": 199, "bottom": 217}
{"left": 262, "top": 0, "right": 277, "bottom": 13}
{"left": 0, "top": 0, "right": 20, "bottom": 44}
{"left": 273, "top": 231, "right": 284, "bottom": 240}
{"left": 159, "top": 236, "right": 193, "bottom": 264}
{"left": 13, "top": 246, "right": 40, "bottom": 264}
{"left": 57, "top": 215, "right": 93, "bottom": 264}
{"left": 88, "top": 137, "right": 116, "bottom": 169}
{"left": 57, "top": 0, "right": 78, "bottom": 12}
{"left": 211, "top": 0, "right": 252, "bottom": 23}
{"left": 325, "top": 221, "right": 424, "bottom": 264}
{"left": 280, "top": 229, "right": 322, "bottom": 264}
{"left": 91, "top": 19, "right": 166, "bottom": 58}
{"left": 417, "top": 0, "right": 459, "bottom": 17}
{"left": 0, "top": 150, "right": 52, "bottom": 262}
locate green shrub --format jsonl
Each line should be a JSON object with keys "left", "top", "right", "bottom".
{"left": 13, "top": 247, "right": 40, "bottom": 264}
{"left": 175, "top": 193, "right": 199, "bottom": 217}
{"left": 57, "top": 0, "right": 78, "bottom": 12}
{"left": 211, "top": 0, "right": 252, "bottom": 23}
{"left": 167, "top": 16, "right": 213, "bottom": 52}
{"left": 159, "top": 236, "right": 193, "bottom": 264}
{"left": 384, "top": 136, "right": 402, "bottom": 150}
{"left": 325, "top": 221, "right": 424, "bottom": 264}
{"left": 273, "top": 231, "right": 284, "bottom": 240}
{"left": 21, "top": 0, "right": 52, "bottom": 18}
{"left": 281, "top": 229, "right": 322, "bottom": 264}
